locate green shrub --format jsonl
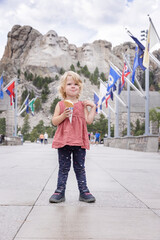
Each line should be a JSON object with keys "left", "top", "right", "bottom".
{"left": 50, "top": 97, "right": 61, "bottom": 114}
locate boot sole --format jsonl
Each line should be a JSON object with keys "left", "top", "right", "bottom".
{"left": 79, "top": 196, "right": 96, "bottom": 203}
{"left": 49, "top": 197, "right": 65, "bottom": 203}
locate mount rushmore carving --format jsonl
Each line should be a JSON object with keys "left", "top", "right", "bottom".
{"left": 1, "top": 25, "right": 137, "bottom": 78}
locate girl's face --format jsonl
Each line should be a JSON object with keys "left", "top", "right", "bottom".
{"left": 65, "top": 76, "right": 80, "bottom": 98}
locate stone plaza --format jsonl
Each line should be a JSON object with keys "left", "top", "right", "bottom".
{"left": 0, "top": 143, "right": 160, "bottom": 240}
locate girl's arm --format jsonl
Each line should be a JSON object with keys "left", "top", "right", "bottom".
{"left": 52, "top": 102, "right": 71, "bottom": 126}
{"left": 83, "top": 100, "right": 96, "bottom": 124}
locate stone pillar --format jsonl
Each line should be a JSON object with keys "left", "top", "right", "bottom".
{"left": 2, "top": 92, "right": 15, "bottom": 137}
{"left": 0, "top": 92, "right": 15, "bottom": 137}
{"left": 6, "top": 105, "right": 14, "bottom": 137}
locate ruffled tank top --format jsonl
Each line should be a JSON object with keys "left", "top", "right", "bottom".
{"left": 52, "top": 100, "right": 90, "bottom": 150}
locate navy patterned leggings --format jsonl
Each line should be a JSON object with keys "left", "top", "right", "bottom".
{"left": 56, "top": 145, "right": 89, "bottom": 193}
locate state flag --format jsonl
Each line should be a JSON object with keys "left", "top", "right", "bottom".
{"left": 0, "top": 76, "right": 3, "bottom": 99}
{"left": 107, "top": 67, "right": 120, "bottom": 92}
{"left": 6, "top": 80, "right": 15, "bottom": 105}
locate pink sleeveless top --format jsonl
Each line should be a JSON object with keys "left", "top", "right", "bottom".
{"left": 52, "top": 101, "right": 90, "bottom": 150}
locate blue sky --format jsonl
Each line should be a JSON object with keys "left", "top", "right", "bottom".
{"left": 0, "top": 0, "right": 160, "bottom": 59}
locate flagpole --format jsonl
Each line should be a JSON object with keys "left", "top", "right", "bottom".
{"left": 145, "top": 68, "right": 150, "bottom": 135}
{"left": 14, "top": 78, "right": 18, "bottom": 137}
{"left": 108, "top": 100, "right": 111, "bottom": 138}
{"left": 113, "top": 91, "right": 127, "bottom": 107}
{"left": 108, "top": 103, "right": 115, "bottom": 113}
{"left": 18, "top": 94, "right": 30, "bottom": 114}
{"left": 127, "top": 54, "right": 131, "bottom": 136}
{"left": 149, "top": 52, "right": 160, "bottom": 67}
{"left": 115, "top": 83, "right": 119, "bottom": 137}
{"left": 101, "top": 109, "right": 108, "bottom": 118}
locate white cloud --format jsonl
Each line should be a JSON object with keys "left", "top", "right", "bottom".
{"left": 0, "top": 0, "right": 160, "bottom": 59}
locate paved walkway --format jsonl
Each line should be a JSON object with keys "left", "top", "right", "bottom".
{"left": 0, "top": 143, "right": 160, "bottom": 240}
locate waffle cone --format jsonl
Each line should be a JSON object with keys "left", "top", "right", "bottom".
{"left": 64, "top": 100, "right": 74, "bottom": 108}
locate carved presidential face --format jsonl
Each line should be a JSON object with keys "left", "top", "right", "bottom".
{"left": 44, "top": 30, "right": 58, "bottom": 46}
{"left": 59, "top": 37, "right": 69, "bottom": 51}
{"left": 68, "top": 44, "right": 77, "bottom": 59}
{"left": 82, "top": 45, "right": 93, "bottom": 60}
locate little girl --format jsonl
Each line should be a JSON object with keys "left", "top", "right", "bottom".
{"left": 49, "top": 71, "right": 96, "bottom": 203}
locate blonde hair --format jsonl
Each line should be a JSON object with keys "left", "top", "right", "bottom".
{"left": 59, "top": 71, "right": 83, "bottom": 99}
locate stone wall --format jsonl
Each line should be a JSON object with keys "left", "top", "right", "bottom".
{"left": 4, "top": 136, "right": 22, "bottom": 146}
{"left": 104, "top": 135, "right": 159, "bottom": 152}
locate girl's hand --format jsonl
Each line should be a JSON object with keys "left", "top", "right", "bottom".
{"left": 83, "top": 100, "right": 96, "bottom": 109}
{"left": 63, "top": 107, "right": 71, "bottom": 118}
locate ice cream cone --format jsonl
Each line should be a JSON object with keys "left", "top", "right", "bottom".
{"left": 64, "top": 100, "right": 74, "bottom": 123}
{"left": 64, "top": 100, "right": 74, "bottom": 108}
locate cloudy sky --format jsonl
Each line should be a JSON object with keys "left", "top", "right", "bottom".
{"left": 0, "top": 0, "right": 160, "bottom": 59}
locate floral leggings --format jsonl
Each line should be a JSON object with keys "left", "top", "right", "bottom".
{"left": 56, "top": 145, "right": 89, "bottom": 194}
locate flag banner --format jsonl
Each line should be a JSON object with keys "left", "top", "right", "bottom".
{"left": 118, "top": 78, "right": 122, "bottom": 95}
{"left": 132, "top": 46, "right": 139, "bottom": 83}
{"left": 118, "top": 79, "right": 126, "bottom": 95}
{"left": 107, "top": 67, "right": 120, "bottom": 91}
{"left": 121, "top": 62, "right": 131, "bottom": 85}
{"left": 110, "top": 89, "right": 113, "bottom": 101}
{"left": 29, "top": 99, "right": 36, "bottom": 115}
{"left": 0, "top": 76, "right": 3, "bottom": 99}
{"left": 130, "top": 35, "right": 146, "bottom": 71}
{"left": 149, "top": 18, "right": 160, "bottom": 50}
{"left": 99, "top": 81, "right": 107, "bottom": 105}
{"left": 105, "top": 82, "right": 111, "bottom": 108}
{"left": 118, "top": 62, "right": 130, "bottom": 94}
{"left": 6, "top": 80, "right": 15, "bottom": 105}
{"left": 143, "top": 18, "right": 160, "bottom": 68}
{"left": 143, "top": 25, "right": 150, "bottom": 69}
{"left": 113, "top": 84, "right": 116, "bottom": 91}
{"left": 25, "top": 97, "right": 29, "bottom": 113}
{"left": 94, "top": 92, "right": 102, "bottom": 113}
{"left": 105, "top": 95, "right": 110, "bottom": 108}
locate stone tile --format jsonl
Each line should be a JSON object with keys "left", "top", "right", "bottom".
{"left": 135, "top": 192, "right": 160, "bottom": 208}
{"left": 0, "top": 206, "right": 31, "bottom": 240}
{"left": 152, "top": 209, "right": 160, "bottom": 217}
{"left": 15, "top": 206, "right": 160, "bottom": 240}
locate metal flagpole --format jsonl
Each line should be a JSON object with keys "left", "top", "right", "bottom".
{"left": 18, "top": 94, "right": 29, "bottom": 113}
{"left": 149, "top": 52, "right": 160, "bottom": 67}
{"left": 113, "top": 91, "right": 127, "bottom": 107}
{"left": 14, "top": 78, "right": 18, "bottom": 137}
{"left": 145, "top": 68, "right": 150, "bottom": 135}
{"left": 107, "top": 101, "right": 116, "bottom": 138}
{"left": 108, "top": 101, "right": 111, "bottom": 138}
{"left": 108, "top": 102, "right": 115, "bottom": 113}
{"left": 101, "top": 109, "right": 108, "bottom": 118}
{"left": 127, "top": 54, "right": 131, "bottom": 136}
{"left": 115, "top": 85, "right": 119, "bottom": 137}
